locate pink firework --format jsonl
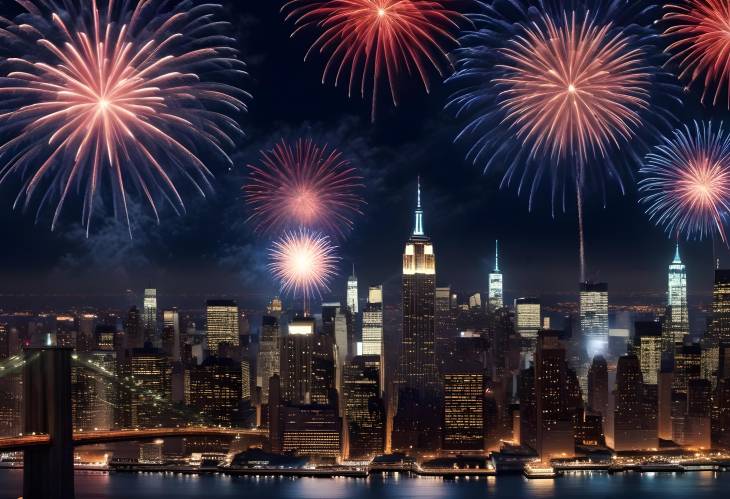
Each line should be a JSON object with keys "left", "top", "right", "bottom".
{"left": 664, "top": 0, "right": 730, "bottom": 106}
{"left": 0, "top": 0, "right": 248, "bottom": 233}
{"left": 283, "top": 0, "right": 465, "bottom": 120}
{"left": 244, "top": 138, "right": 364, "bottom": 237}
{"left": 495, "top": 10, "right": 651, "bottom": 164}
{"left": 268, "top": 229, "right": 340, "bottom": 308}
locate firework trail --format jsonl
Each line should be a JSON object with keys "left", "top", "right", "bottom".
{"left": 283, "top": 0, "right": 465, "bottom": 121}
{"left": 0, "top": 0, "right": 249, "bottom": 234}
{"left": 244, "top": 138, "right": 364, "bottom": 237}
{"left": 664, "top": 0, "right": 730, "bottom": 107}
{"left": 639, "top": 121, "right": 730, "bottom": 243}
{"left": 447, "top": 0, "right": 678, "bottom": 281}
{"left": 268, "top": 228, "right": 340, "bottom": 314}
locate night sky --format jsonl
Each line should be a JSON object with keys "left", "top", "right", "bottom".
{"left": 0, "top": 1, "right": 728, "bottom": 311}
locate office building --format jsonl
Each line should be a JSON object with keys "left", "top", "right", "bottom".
{"left": 587, "top": 355, "right": 608, "bottom": 418}
{"left": 711, "top": 269, "right": 730, "bottom": 343}
{"left": 399, "top": 179, "right": 438, "bottom": 393}
{"left": 634, "top": 321, "right": 662, "bottom": 385}
{"left": 674, "top": 344, "right": 702, "bottom": 394}
{"left": 535, "top": 331, "right": 575, "bottom": 459}
{"left": 347, "top": 266, "right": 358, "bottom": 314}
{"left": 185, "top": 356, "right": 242, "bottom": 427}
{"left": 580, "top": 282, "right": 609, "bottom": 357}
{"left": 362, "top": 286, "right": 384, "bottom": 357}
{"left": 443, "top": 361, "right": 484, "bottom": 451}
{"left": 488, "top": 240, "right": 503, "bottom": 311}
{"left": 343, "top": 355, "right": 385, "bottom": 459}
{"left": 256, "top": 315, "right": 280, "bottom": 404}
{"left": 125, "top": 345, "right": 172, "bottom": 428}
{"left": 613, "top": 354, "right": 657, "bottom": 451}
{"left": 667, "top": 244, "right": 689, "bottom": 348}
{"left": 206, "top": 300, "right": 240, "bottom": 352}
{"left": 515, "top": 297, "right": 541, "bottom": 367}
{"left": 162, "top": 309, "right": 181, "bottom": 362}
{"left": 142, "top": 288, "right": 158, "bottom": 346}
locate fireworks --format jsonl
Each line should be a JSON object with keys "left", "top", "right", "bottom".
{"left": 268, "top": 229, "right": 340, "bottom": 307}
{"left": 283, "top": 0, "right": 465, "bottom": 120}
{"left": 0, "top": 0, "right": 248, "bottom": 233}
{"left": 639, "top": 121, "right": 730, "bottom": 242}
{"left": 244, "top": 138, "right": 364, "bottom": 237}
{"left": 447, "top": 1, "right": 677, "bottom": 280}
{"left": 664, "top": 0, "right": 730, "bottom": 107}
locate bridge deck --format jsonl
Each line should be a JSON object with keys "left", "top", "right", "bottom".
{"left": 0, "top": 428, "right": 267, "bottom": 452}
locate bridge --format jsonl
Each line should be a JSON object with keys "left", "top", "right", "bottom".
{"left": 0, "top": 347, "right": 267, "bottom": 499}
{"left": 0, "top": 427, "right": 266, "bottom": 452}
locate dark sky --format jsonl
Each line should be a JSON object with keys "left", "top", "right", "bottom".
{"left": 0, "top": 0, "right": 728, "bottom": 311}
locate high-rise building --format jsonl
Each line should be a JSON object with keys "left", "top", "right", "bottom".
{"left": 399, "top": 179, "right": 438, "bottom": 393}
{"left": 580, "top": 282, "right": 609, "bottom": 357}
{"left": 434, "top": 286, "right": 457, "bottom": 348}
{"left": 280, "top": 405, "right": 341, "bottom": 458}
{"left": 613, "top": 354, "right": 657, "bottom": 451}
{"left": 124, "top": 306, "right": 143, "bottom": 350}
{"left": 442, "top": 361, "right": 484, "bottom": 451}
{"left": 673, "top": 343, "right": 702, "bottom": 394}
{"left": 343, "top": 355, "right": 385, "bottom": 459}
{"left": 711, "top": 269, "right": 730, "bottom": 343}
{"left": 206, "top": 300, "right": 240, "bottom": 352}
{"left": 185, "top": 356, "right": 242, "bottom": 427}
{"left": 281, "top": 317, "right": 315, "bottom": 405}
{"left": 347, "top": 266, "right": 358, "bottom": 314}
{"left": 667, "top": 244, "right": 689, "bottom": 348}
{"left": 256, "top": 315, "right": 280, "bottom": 404}
{"left": 587, "top": 355, "right": 608, "bottom": 418}
{"left": 162, "top": 309, "right": 181, "bottom": 362}
{"left": 125, "top": 345, "right": 172, "bottom": 428}
{"left": 534, "top": 330, "right": 575, "bottom": 459}
{"left": 488, "top": 240, "right": 503, "bottom": 311}
{"left": 515, "top": 297, "right": 541, "bottom": 367}
{"left": 362, "top": 286, "right": 384, "bottom": 357}
{"left": 634, "top": 321, "right": 662, "bottom": 385}
{"left": 142, "top": 288, "right": 158, "bottom": 346}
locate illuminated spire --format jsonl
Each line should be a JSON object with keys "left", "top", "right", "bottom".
{"left": 494, "top": 240, "right": 500, "bottom": 272}
{"left": 413, "top": 176, "right": 424, "bottom": 236}
{"left": 673, "top": 242, "right": 681, "bottom": 264}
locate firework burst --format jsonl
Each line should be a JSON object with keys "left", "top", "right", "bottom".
{"left": 664, "top": 0, "right": 730, "bottom": 107}
{"left": 283, "top": 0, "right": 465, "bottom": 121}
{"left": 447, "top": 0, "right": 678, "bottom": 280}
{"left": 639, "top": 121, "right": 730, "bottom": 242}
{"left": 0, "top": 0, "right": 248, "bottom": 233}
{"left": 268, "top": 228, "right": 340, "bottom": 310}
{"left": 244, "top": 138, "right": 364, "bottom": 237}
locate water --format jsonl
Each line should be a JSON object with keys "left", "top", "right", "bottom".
{"left": 1, "top": 470, "right": 730, "bottom": 498}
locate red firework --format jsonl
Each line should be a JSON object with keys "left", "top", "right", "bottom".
{"left": 664, "top": 0, "right": 730, "bottom": 106}
{"left": 244, "top": 138, "right": 364, "bottom": 237}
{"left": 283, "top": 0, "right": 465, "bottom": 120}
{"left": 268, "top": 229, "right": 340, "bottom": 305}
{"left": 495, "top": 10, "right": 651, "bottom": 164}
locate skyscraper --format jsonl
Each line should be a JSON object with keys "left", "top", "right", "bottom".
{"left": 515, "top": 297, "right": 541, "bottom": 367}
{"left": 613, "top": 354, "right": 657, "bottom": 451}
{"left": 534, "top": 330, "right": 575, "bottom": 459}
{"left": 399, "top": 178, "right": 438, "bottom": 392}
{"left": 667, "top": 243, "right": 689, "bottom": 347}
{"left": 587, "top": 355, "right": 608, "bottom": 419}
{"left": 162, "top": 309, "right": 181, "bottom": 362}
{"left": 343, "top": 355, "right": 385, "bottom": 459}
{"left": 256, "top": 314, "right": 280, "bottom": 404}
{"left": 347, "top": 266, "right": 359, "bottom": 314}
{"left": 185, "top": 356, "right": 242, "bottom": 427}
{"left": 580, "top": 282, "right": 609, "bottom": 357}
{"left": 634, "top": 321, "right": 662, "bottom": 385}
{"left": 362, "top": 286, "right": 384, "bottom": 357}
{"left": 711, "top": 269, "right": 730, "bottom": 343}
{"left": 142, "top": 288, "right": 158, "bottom": 346}
{"left": 206, "top": 299, "right": 240, "bottom": 353}
{"left": 488, "top": 240, "right": 503, "bottom": 311}
{"left": 442, "top": 360, "right": 485, "bottom": 451}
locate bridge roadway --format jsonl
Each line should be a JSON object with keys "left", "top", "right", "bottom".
{"left": 0, "top": 427, "right": 267, "bottom": 452}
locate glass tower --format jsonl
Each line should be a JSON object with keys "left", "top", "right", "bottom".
{"left": 580, "top": 282, "right": 609, "bottom": 357}
{"left": 347, "top": 266, "right": 358, "bottom": 314}
{"left": 488, "top": 240, "right": 503, "bottom": 310}
{"left": 667, "top": 243, "right": 689, "bottom": 346}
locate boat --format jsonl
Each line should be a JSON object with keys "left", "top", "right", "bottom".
{"left": 523, "top": 462, "right": 561, "bottom": 479}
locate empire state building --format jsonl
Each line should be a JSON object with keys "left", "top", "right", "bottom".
{"left": 400, "top": 178, "right": 438, "bottom": 393}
